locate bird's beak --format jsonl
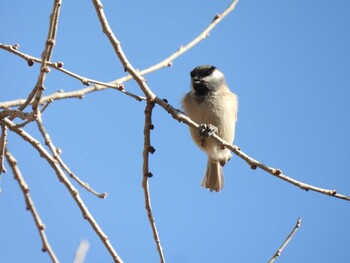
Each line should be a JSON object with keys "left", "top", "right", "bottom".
{"left": 192, "top": 77, "right": 201, "bottom": 84}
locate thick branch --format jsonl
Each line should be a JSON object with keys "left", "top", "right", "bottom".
{"left": 5, "top": 149, "right": 59, "bottom": 263}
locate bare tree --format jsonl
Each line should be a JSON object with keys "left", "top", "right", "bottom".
{"left": 1, "top": 0, "right": 349, "bottom": 262}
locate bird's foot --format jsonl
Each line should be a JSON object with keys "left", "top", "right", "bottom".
{"left": 199, "top": 124, "right": 218, "bottom": 138}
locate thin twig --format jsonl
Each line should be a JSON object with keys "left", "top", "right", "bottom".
{"left": 73, "top": 240, "right": 90, "bottom": 263}
{"left": 11, "top": 1, "right": 61, "bottom": 115}
{"left": 0, "top": 125, "right": 7, "bottom": 174}
{"left": 142, "top": 101, "right": 165, "bottom": 262}
{"left": 268, "top": 218, "right": 302, "bottom": 263}
{"left": 1, "top": 117, "right": 124, "bottom": 263}
{"left": 35, "top": 111, "right": 106, "bottom": 198}
{"left": 5, "top": 149, "right": 59, "bottom": 263}
{"left": 16, "top": 99, "right": 52, "bottom": 128}
{"left": 31, "top": 0, "right": 62, "bottom": 112}
{"left": 153, "top": 97, "right": 350, "bottom": 201}
{"left": 137, "top": 0, "right": 240, "bottom": 75}
{"left": 92, "top": 1, "right": 166, "bottom": 260}
{"left": 0, "top": 0, "right": 239, "bottom": 108}
{"left": 92, "top": 0, "right": 155, "bottom": 100}
{"left": 0, "top": 43, "right": 146, "bottom": 104}
{"left": 58, "top": 156, "right": 107, "bottom": 199}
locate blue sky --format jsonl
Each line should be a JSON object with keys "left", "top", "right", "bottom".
{"left": 1, "top": 0, "right": 350, "bottom": 262}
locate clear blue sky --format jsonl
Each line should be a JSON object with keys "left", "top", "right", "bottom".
{"left": 1, "top": 1, "right": 350, "bottom": 262}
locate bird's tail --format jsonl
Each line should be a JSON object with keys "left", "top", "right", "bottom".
{"left": 201, "top": 160, "right": 224, "bottom": 192}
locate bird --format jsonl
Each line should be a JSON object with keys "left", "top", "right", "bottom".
{"left": 182, "top": 65, "right": 238, "bottom": 192}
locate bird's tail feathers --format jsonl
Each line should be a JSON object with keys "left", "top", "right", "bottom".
{"left": 201, "top": 160, "right": 224, "bottom": 192}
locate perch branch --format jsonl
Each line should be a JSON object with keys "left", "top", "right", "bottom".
{"left": 153, "top": 97, "right": 350, "bottom": 201}
{"left": 1, "top": 117, "right": 124, "bottom": 263}
{"left": 5, "top": 149, "right": 59, "bottom": 263}
{"left": 268, "top": 218, "right": 302, "bottom": 263}
{"left": 142, "top": 101, "right": 165, "bottom": 262}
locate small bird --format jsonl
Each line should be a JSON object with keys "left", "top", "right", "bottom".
{"left": 182, "top": 65, "right": 238, "bottom": 192}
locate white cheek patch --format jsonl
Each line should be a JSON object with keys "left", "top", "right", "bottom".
{"left": 203, "top": 69, "right": 223, "bottom": 82}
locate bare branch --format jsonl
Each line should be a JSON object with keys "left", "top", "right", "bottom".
{"left": 139, "top": 0, "right": 240, "bottom": 75}
{"left": 5, "top": 149, "right": 59, "bottom": 263}
{"left": 31, "top": 0, "right": 62, "bottom": 112}
{"left": 11, "top": 1, "right": 61, "bottom": 115}
{"left": 1, "top": 117, "right": 124, "bottom": 263}
{"left": 57, "top": 156, "right": 108, "bottom": 199}
{"left": 142, "top": 101, "right": 165, "bottom": 262}
{"left": 0, "top": 43, "right": 146, "bottom": 104}
{"left": 92, "top": 0, "right": 155, "bottom": 100}
{"left": 268, "top": 218, "right": 302, "bottom": 263}
{"left": 34, "top": 111, "right": 106, "bottom": 198}
{"left": 153, "top": 97, "right": 350, "bottom": 201}
{"left": 0, "top": 109, "right": 35, "bottom": 121}
{"left": 73, "top": 240, "right": 90, "bottom": 263}
{"left": 1, "top": 0, "right": 239, "bottom": 109}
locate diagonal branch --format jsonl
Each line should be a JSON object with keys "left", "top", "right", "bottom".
{"left": 0, "top": 0, "right": 239, "bottom": 109}
{"left": 34, "top": 111, "right": 106, "bottom": 198}
{"left": 153, "top": 97, "right": 350, "bottom": 202}
{"left": 0, "top": 43, "right": 145, "bottom": 104}
{"left": 1, "top": 117, "right": 124, "bottom": 263}
{"left": 73, "top": 240, "right": 90, "bottom": 263}
{"left": 5, "top": 149, "right": 59, "bottom": 263}
{"left": 268, "top": 218, "right": 302, "bottom": 263}
{"left": 92, "top": 0, "right": 155, "bottom": 100}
